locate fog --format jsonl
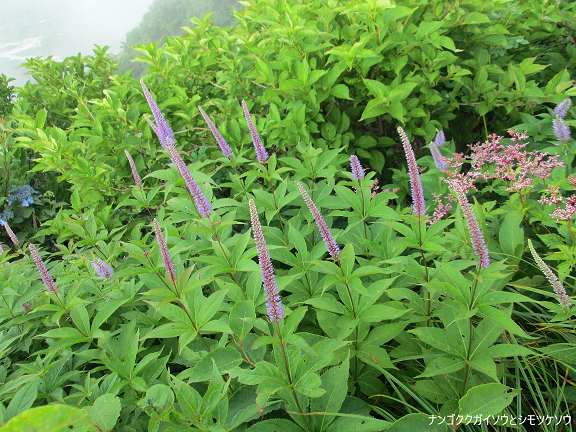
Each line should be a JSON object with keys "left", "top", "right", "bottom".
{"left": 0, "top": 0, "right": 155, "bottom": 86}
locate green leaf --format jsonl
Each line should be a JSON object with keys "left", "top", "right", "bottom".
{"left": 70, "top": 304, "right": 91, "bottom": 337}
{"left": 171, "top": 375, "right": 202, "bottom": 418}
{"left": 387, "top": 413, "right": 449, "bottom": 432}
{"left": 409, "top": 327, "right": 463, "bottom": 356}
{"left": 478, "top": 305, "right": 531, "bottom": 338}
{"left": 247, "top": 419, "right": 305, "bottom": 432}
{"left": 6, "top": 381, "right": 38, "bottom": 421}
{"left": 2, "top": 405, "right": 89, "bottom": 431}
{"left": 185, "top": 347, "right": 243, "bottom": 382}
{"left": 283, "top": 306, "right": 307, "bottom": 336}
{"left": 459, "top": 383, "right": 519, "bottom": 417}
{"left": 311, "top": 354, "right": 350, "bottom": 432}
{"left": 229, "top": 300, "right": 256, "bottom": 339}
{"left": 330, "top": 84, "right": 351, "bottom": 100}
{"left": 468, "top": 355, "right": 498, "bottom": 381}
{"left": 295, "top": 371, "right": 324, "bottom": 397}
{"left": 358, "top": 304, "right": 409, "bottom": 323}
{"left": 499, "top": 211, "right": 523, "bottom": 260}
{"left": 463, "top": 12, "right": 490, "bottom": 24}
{"left": 482, "top": 344, "right": 533, "bottom": 357}
{"left": 84, "top": 394, "right": 121, "bottom": 431}
{"left": 417, "top": 355, "right": 466, "bottom": 378}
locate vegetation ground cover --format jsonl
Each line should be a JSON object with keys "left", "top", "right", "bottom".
{"left": 0, "top": 0, "right": 575, "bottom": 431}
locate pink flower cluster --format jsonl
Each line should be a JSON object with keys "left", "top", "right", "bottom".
{"left": 539, "top": 176, "right": 576, "bottom": 222}
{"left": 468, "top": 131, "right": 564, "bottom": 192}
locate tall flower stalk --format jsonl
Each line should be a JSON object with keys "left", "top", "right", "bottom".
{"left": 140, "top": 80, "right": 175, "bottom": 148}
{"left": 92, "top": 257, "right": 114, "bottom": 281}
{"left": 152, "top": 218, "right": 211, "bottom": 351}
{"left": 297, "top": 182, "right": 340, "bottom": 259}
{"left": 398, "top": 127, "right": 425, "bottom": 217}
{"left": 249, "top": 199, "right": 284, "bottom": 322}
{"left": 450, "top": 182, "right": 490, "bottom": 269}
{"left": 198, "top": 106, "right": 233, "bottom": 160}
{"left": 248, "top": 199, "right": 310, "bottom": 431}
{"left": 242, "top": 100, "right": 287, "bottom": 242}
{"left": 528, "top": 239, "right": 572, "bottom": 309}
{"left": 1, "top": 220, "right": 18, "bottom": 246}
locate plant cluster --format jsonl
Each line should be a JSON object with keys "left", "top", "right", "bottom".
{"left": 0, "top": 73, "right": 575, "bottom": 430}
{"left": 0, "top": 0, "right": 575, "bottom": 430}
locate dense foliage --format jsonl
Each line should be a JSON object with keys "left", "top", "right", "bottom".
{"left": 1, "top": 0, "right": 576, "bottom": 431}
{"left": 115, "top": 0, "right": 244, "bottom": 79}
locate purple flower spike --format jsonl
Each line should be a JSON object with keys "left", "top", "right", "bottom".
{"left": 28, "top": 244, "right": 58, "bottom": 293}
{"left": 198, "top": 106, "right": 233, "bottom": 160}
{"left": 125, "top": 150, "right": 142, "bottom": 188}
{"left": 350, "top": 155, "right": 365, "bottom": 180}
{"left": 1, "top": 220, "right": 18, "bottom": 245}
{"left": 528, "top": 239, "right": 571, "bottom": 308}
{"left": 398, "top": 127, "right": 426, "bottom": 217}
{"left": 434, "top": 130, "right": 446, "bottom": 147}
{"left": 92, "top": 257, "right": 114, "bottom": 281}
{"left": 140, "top": 80, "right": 175, "bottom": 148}
{"left": 553, "top": 118, "right": 571, "bottom": 144}
{"left": 166, "top": 140, "right": 212, "bottom": 218}
{"left": 553, "top": 98, "right": 572, "bottom": 119}
{"left": 451, "top": 182, "right": 490, "bottom": 269}
{"left": 241, "top": 100, "right": 268, "bottom": 163}
{"left": 249, "top": 199, "right": 284, "bottom": 322}
{"left": 429, "top": 141, "right": 447, "bottom": 172}
{"left": 153, "top": 218, "right": 177, "bottom": 286}
{"left": 297, "top": 182, "right": 340, "bottom": 259}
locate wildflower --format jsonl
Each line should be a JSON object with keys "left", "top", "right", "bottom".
{"left": 0, "top": 244, "right": 3, "bottom": 254}
{"left": 1, "top": 220, "right": 18, "bottom": 245}
{"left": 528, "top": 239, "right": 571, "bottom": 308}
{"left": 398, "top": 127, "right": 426, "bottom": 216}
{"left": 198, "top": 106, "right": 233, "bottom": 160}
{"left": 165, "top": 140, "right": 212, "bottom": 217}
{"left": 92, "top": 257, "right": 114, "bottom": 281}
{"left": 434, "top": 130, "right": 446, "bottom": 147}
{"left": 553, "top": 117, "right": 571, "bottom": 144}
{"left": 297, "top": 182, "right": 340, "bottom": 259}
{"left": 241, "top": 100, "right": 268, "bottom": 163}
{"left": 450, "top": 181, "right": 490, "bottom": 268}
{"left": 428, "top": 193, "right": 453, "bottom": 227}
{"left": 553, "top": 98, "right": 572, "bottom": 119}
{"left": 153, "top": 218, "right": 176, "bottom": 286}
{"left": 125, "top": 150, "right": 142, "bottom": 188}
{"left": 140, "top": 80, "right": 175, "bottom": 148}
{"left": 249, "top": 199, "right": 284, "bottom": 322}
{"left": 8, "top": 185, "right": 38, "bottom": 207}
{"left": 429, "top": 141, "right": 447, "bottom": 172}
{"left": 350, "top": 155, "right": 365, "bottom": 180}
{"left": 21, "top": 302, "right": 30, "bottom": 310}
{"left": 28, "top": 244, "right": 58, "bottom": 293}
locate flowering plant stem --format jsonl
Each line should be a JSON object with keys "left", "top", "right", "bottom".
{"left": 334, "top": 256, "right": 360, "bottom": 384}
{"left": 206, "top": 214, "right": 248, "bottom": 300}
{"left": 273, "top": 319, "right": 313, "bottom": 432}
